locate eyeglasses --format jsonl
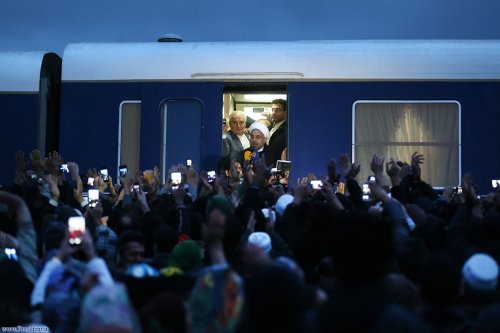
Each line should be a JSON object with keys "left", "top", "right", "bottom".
{"left": 271, "top": 108, "right": 284, "bottom": 112}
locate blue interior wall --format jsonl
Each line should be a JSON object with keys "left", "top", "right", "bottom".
{"left": 288, "top": 82, "right": 500, "bottom": 191}
{"left": 0, "top": 94, "right": 38, "bottom": 185}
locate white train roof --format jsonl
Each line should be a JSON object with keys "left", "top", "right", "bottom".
{"left": 62, "top": 40, "right": 500, "bottom": 82}
{"left": 0, "top": 52, "right": 56, "bottom": 92}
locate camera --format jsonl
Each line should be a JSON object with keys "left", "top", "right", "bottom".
{"left": 453, "top": 185, "right": 463, "bottom": 195}
{"left": 276, "top": 160, "right": 291, "bottom": 172}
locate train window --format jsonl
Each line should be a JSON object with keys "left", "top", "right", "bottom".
{"left": 222, "top": 92, "right": 287, "bottom": 167}
{"left": 353, "top": 101, "right": 460, "bottom": 187}
{"left": 118, "top": 101, "right": 141, "bottom": 177}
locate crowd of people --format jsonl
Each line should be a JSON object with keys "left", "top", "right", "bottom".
{"left": 1, "top": 141, "right": 500, "bottom": 332}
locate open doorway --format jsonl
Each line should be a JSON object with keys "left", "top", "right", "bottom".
{"left": 222, "top": 85, "right": 287, "bottom": 169}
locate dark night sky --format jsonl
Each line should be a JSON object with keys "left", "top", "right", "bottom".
{"left": 2, "top": 0, "right": 500, "bottom": 55}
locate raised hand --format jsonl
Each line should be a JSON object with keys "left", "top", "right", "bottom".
{"left": 368, "top": 181, "right": 390, "bottom": 203}
{"left": 370, "top": 154, "right": 384, "bottom": 178}
{"left": 327, "top": 159, "right": 340, "bottom": 184}
{"left": 0, "top": 231, "right": 18, "bottom": 249}
{"left": 386, "top": 158, "right": 402, "bottom": 186}
{"left": 44, "top": 151, "right": 63, "bottom": 175}
{"left": 14, "top": 150, "right": 26, "bottom": 185}
{"left": 29, "top": 149, "right": 44, "bottom": 176}
{"left": 68, "top": 162, "right": 79, "bottom": 181}
{"left": 345, "top": 163, "right": 361, "bottom": 180}
{"left": 339, "top": 153, "right": 361, "bottom": 180}
{"left": 339, "top": 153, "right": 351, "bottom": 178}
{"left": 46, "top": 174, "right": 60, "bottom": 201}
{"left": 410, "top": 152, "right": 424, "bottom": 180}
{"left": 15, "top": 150, "right": 26, "bottom": 174}
{"left": 293, "top": 177, "right": 310, "bottom": 204}
{"left": 186, "top": 165, "right": 198, "bottom": 188}
{"left": 246, "top": 210, "right": 256, "bottom": 234}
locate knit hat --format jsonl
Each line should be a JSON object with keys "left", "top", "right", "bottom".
{"left": 206, "top": 194, "right": 233, "bottom": 218}
{"left": 275, "top": 194, "right": 294, "bottom": 216}
{"left": 462, "top": 253, "right": 499, "bottom": 291}
{"left": 248, "top": 232, "right": 272, "bottom": 253}
{"left": 249, "top": 122, "right": 270, "bottom": 139}
{"left": 168, "top": 240, "right": 202, "bottom": 272}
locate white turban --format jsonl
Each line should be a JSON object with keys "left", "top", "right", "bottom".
{"left": 249, "top": 122, "right": 270, "bottom": 139}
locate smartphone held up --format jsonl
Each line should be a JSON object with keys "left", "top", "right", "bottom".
{"left": 68, "top": 216, "right": 85, "bottom": 246}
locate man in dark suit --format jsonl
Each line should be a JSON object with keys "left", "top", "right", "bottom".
{"left": 266, "top": 99, "right": 287, "bottom": 168}
{"left": 222, "top": 111, "right": 250, "bottom": 165}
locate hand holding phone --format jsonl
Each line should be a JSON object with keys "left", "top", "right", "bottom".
{"left": 171, "top": 172, "right": 182, "bottom": 190}
{"left": 310, "top": 180, "right": 323, "bottom": 190}
{"left": 207, "top": 170, "right": 216, "bottom": 184}
{"left": 88, "top": 189, "right": 99, "bottom": 208}
{"left": 119, "top": 165, "right": 128, "bottom": 178}
{"left": 100, "top": 168, "right": 109, "bottom": 182}
{"left": 68, "top": 216, "right": 85, "bottom": 246}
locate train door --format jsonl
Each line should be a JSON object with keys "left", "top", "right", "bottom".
{"left": 118, "top": 101, "right": 141, "bottom": 177}
{"left": 160, "top": 99, "right": 203, "bottom": 183}
{"left": 222, "top": 85, "right": 287, "bottom": 168}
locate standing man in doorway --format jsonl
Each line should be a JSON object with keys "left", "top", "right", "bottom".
{"left": 266, "top": 99, "right": 287, "bottom": 168}
{"left": 222, "top": 111, "right": 250, "bottom": 164}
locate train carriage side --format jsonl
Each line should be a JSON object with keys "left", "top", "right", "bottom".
{"left": 0, "top": 52, "right": 61, "bottom": 186}
{"left": 60, "top": 41, "right": 500, "bottom": 191}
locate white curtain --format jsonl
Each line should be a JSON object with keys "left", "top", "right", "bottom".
{"left": 355, "top": 102, "right": 459, "bottom": 187}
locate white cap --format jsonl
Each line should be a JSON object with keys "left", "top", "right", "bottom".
{"left": 261, "top": 208, "right": 276, "bottom": 223}
{"left": 249, "top": 122, "right": 270, "bottom": 139}
{"left": 462, "top": 253, "right": 499, "bottom": 291}
{"left": 248, "top": 232, "right": 272, "bottom": 253}
{"left": 275, "top": 194, "right": 294, "bottom": 216}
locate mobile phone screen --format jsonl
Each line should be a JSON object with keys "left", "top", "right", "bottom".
{"left": 119, "top": 165, "right": 128, "bottom": 177}
{"left": 207, "top": 171, "right": 216, "bottom": 183}
{"left": 362, "top": 183, "right": 370, "bottom": 200}
{"left": 186, "top": 159, "right": 192, "bottom": 167}
{"left": 100, "top": 168, "right": 109, "bottom": 181}
{"left": 68, "top": 216, "right": 85, "bottom": 245}
{"left": 310, "top": 180, "right": 323, "bottom": 190}
{"left": 60, "top": 164, "right": 69, "bottom": 174}
{"left": 171, "top": 172, "right": 182, "bottom": 189}
{"left": 88, "top": 189, "right": 99, "bottom": 207}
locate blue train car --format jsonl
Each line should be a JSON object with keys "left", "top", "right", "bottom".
{"left": 0, "top": 52, "right": 61, "bottom": 185}
{"left": 59, "top": 40, "right": 500, "bottom": 190}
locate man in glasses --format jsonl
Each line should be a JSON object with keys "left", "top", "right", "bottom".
{"left": 266, "top": 99, "right": 287, "bottom": 167}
